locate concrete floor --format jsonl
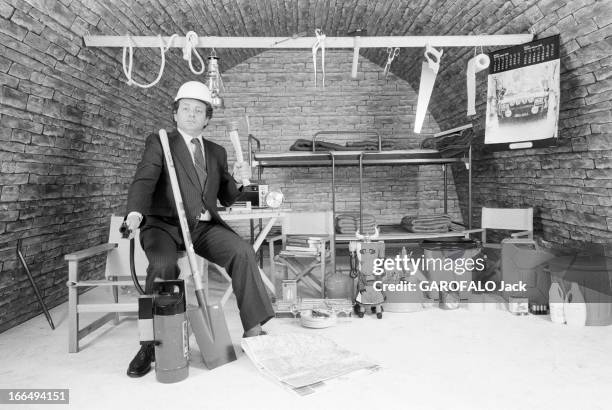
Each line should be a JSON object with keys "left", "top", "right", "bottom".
{"left": 1, "top": 279, "right": 612, "bottom": 410}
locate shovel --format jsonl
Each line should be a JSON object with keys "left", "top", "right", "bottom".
{"left": 158, "top": 129, "right": 237, "bottom": 369}
{"left": 414, "top": 45, "right": 443, "bottom": 133}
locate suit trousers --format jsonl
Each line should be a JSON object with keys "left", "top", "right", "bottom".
{"left": 140, "top": 220, "right": 274, "bottom": 331}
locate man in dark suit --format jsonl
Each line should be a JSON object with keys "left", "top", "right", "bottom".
{"left": 123, "top": 81, "right": 274, "bottom": 377}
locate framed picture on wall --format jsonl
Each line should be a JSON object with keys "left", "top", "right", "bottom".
{"left": 485, "top": 35, "right": 560, "bottom": 150}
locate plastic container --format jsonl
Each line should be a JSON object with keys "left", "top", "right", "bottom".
{"left": 381, "top": 247, "right": 427, "bottom": 313}
{"left": 324, "top": 271, "right": 354, "bottom": 299}
{"left": 564, "top": 282, "right": 587, "bottom": 326}
{"left": 420, "top": 238, "right": 481, "bottom": 300}
{"left": 501, "top": 238, "right": 555, "bottom": 301}
{"left": 549, "top": 282, "right": 565, "bottom": 324}
{"left": 547, "top": 255, "right": 612, "bottom": 326}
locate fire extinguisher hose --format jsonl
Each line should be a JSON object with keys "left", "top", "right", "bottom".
{"left": 120, "top": 221, "right": 146, "bottom": 295}
{"left": 129, "top": 237, "right": 146, "bottom": 295}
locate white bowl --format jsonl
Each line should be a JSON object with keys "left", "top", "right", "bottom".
{"left": 300, "top": 309, "right": 337, "bottom": 329}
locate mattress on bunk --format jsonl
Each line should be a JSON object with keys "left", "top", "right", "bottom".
{"left": 253, "top": 149, "right": 444, "bottom": 165}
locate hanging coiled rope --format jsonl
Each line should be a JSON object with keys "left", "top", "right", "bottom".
{"left": 122, "top": 31, "right": 206, "bottom": 88}
{"left": 182, "top": 31, "right": 205, "bottom": 74}
{"left": 122, "top": 33, "right": 178, "bottom": 89}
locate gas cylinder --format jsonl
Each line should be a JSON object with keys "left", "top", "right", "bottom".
{"left": 152, "top": 280, "right": 189, "bottom": 383}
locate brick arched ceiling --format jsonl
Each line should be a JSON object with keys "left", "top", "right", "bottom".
{"left": 87, "top": 0, "right": 541, "bottom": 128}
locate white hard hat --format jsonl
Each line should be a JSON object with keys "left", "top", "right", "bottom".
{"left": 174, "top": 81, "right": 212, "bottom": 104}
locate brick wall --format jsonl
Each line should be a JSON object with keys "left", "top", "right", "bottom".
{"left": 419, "top": 0, "right": 612, "bottom": 250}
{"left": 0, "top": 0, "right": 192, "bottom": 332}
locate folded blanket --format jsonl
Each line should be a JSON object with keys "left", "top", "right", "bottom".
{"left": 339, "top": 219, "right": 377, "bottom": 226}
{"left": 336, "top": 214, "right": 376, "bottom": 224}
{"left": 408, "top": 225, "right": 450, "bottom": 233}
{"left": 450, "top": 222, "right": 465, "bottom": 231}
{"left": 401, "top": 215, "right": 451, "bottom": 227}
{"left": 345, "top": 141, "right": 396, "bottom": 150}
{"left": 412, "top": 220, "right": 451, "bottom": 229}
{"left": 336, "top": 222, "right": 377, "bottom": 230}
{"left": 289, "top": 139, "right": 355, "bottom": 152}
{"left": 349, "top": 141, "right": 395, "bottom": 146}
{"left": 335, "top": 214, "right": 356, "bottom": 221}
{"left": 336, "top": 226, "right": 377, "bottom": 235}
{"left": 411, "top": 222, "right": 450, "bottom": 231}
{"left": 415, "top": 215, "right": 451, "bottom": 222}
{"left": 335, "top": 212, "right": 377, "bottom": 235}
{"left": 336, "top": 220, "right": 357, "bottom": 225}
{"left": 400, "top": 214, "right": 451, "bottom": 233}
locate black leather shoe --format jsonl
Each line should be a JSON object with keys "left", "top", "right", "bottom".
{"left": 127, "top": 344, "right": 155, "bottom": 378}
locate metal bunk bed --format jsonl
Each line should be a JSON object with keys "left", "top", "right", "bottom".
{"left": 250, "top": 125, "right": 478, "bottom": 272}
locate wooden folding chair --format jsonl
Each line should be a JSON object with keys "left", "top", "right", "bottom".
{"left": 478, "top": 207, "right": 534, "bottom": 281}
{"left": 64, "top": 215, "right": 206, "bottom": 353}
{"left": 267, "top": 211, "right": 335, "bottom": 298}
{"left": 481, "top": 207, "right": 534, "bottom": 248}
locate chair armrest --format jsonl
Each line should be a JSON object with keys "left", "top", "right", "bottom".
{"left": 502, "top": 238, "right": 535, "bottom": 244}
{"left": 64, "top": 243, "right": 118, "bottom": 262}
{"left": 482, "top": 243, "right": 502, "bottom": 249}
{"left": 511, "top": 230, "right": 532, "bottom": 238}
{"left": 466, "top": 228, "right": 484, "bottom": 233}
{"left": 268, "top": 235, "right": 283, "bottom": 243}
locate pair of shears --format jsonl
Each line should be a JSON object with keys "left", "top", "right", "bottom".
{"left": 383, "top": 47, "right": 400, "bottom": 78}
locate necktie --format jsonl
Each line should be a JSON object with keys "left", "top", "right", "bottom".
{"left": 191, "top": 137, "right": 207, "bottom": 190}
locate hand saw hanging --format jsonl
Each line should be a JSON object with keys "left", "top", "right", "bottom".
{"left": 414, "top": 45, "right": 443, "bottom": 133}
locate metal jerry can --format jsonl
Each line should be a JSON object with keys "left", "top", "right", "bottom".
{"left": 152, "top": 280, "right": 189, "bottom": 383}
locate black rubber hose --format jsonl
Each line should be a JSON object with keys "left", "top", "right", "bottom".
{"left": 129, "top": 238, "right": 145, "bottom": 295}
{"left": 120, "top": 222, "right": 145, "bottom": 295}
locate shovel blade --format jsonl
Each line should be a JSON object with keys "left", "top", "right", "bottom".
{"left": 187, "top": 304, "right": 237, "bottom": 370}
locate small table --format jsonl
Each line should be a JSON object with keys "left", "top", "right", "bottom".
{"left": 215, "top": 207, "right": 291, "bottom": 304}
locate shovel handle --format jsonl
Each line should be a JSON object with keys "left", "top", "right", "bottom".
{"left": 158, "top": 129, "right": 206, "bottom": 295}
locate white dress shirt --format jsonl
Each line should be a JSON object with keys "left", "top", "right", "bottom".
{"left": 177, "top": 128, "right": 205, "bottom": 165}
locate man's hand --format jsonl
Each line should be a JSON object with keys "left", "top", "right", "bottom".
{"left": 232, "top": 161, "right": 252, "bottom": 185}
{"left": 122, "top": 212, "right": 142, "bottom": 240}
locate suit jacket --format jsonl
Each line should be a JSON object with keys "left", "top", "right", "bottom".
{"left": 127, "top": 129, "right": 240, "bottom": 237}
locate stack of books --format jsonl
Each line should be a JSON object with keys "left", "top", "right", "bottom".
{"left": 283, "top": 235, "right": 328, "bottom": 255}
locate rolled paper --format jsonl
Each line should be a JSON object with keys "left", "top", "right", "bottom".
{"left": 466, "top": 53, "right": 490, "bottom": 116}
{"left": 227, "top": 122, "right": 251, "bottom": 186}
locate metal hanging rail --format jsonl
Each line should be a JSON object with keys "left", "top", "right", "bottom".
{"left": 84, "top": 34, "right": 534, "bottom": 48}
